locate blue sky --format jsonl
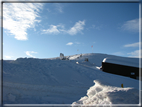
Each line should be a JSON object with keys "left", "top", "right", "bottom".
{"left": 3, "top": 2, "right": 140, "bottom": 60}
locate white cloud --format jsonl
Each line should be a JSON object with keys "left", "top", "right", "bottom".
{"left": 67, "top": 20, "right": 85, "bottom": 35}
{"left": 55, "top": 3, "right": 63, "bottom": 13}
{"left": 128, "top": 49, "right": 142, "bottom": 58}
{"left": 4, "top": 55, "right": 13, "bottom": 59}
{"left": 42, "top": 25, "right": 60, "bottom": 34}
{"left": 3, "top": 3, "right": 43, "bottom": 40}
{"left": 124, "top": 42, "right": 141, "bottom": 48}
{"left": 42, "top": 20, "right": 85, "bottom": 35}
{"left": 121, "top": 19, "right": 139, "bottom": 32}
{"left": 66, "top": 42, "right": 73, "bottom": 46}
{"left": 25, "top": 51, "right": 37, "bottom": 58}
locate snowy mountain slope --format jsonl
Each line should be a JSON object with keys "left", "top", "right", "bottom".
{"left": 3, "top": 58, "right": 96, "bottom": 86}
{"left": 69, "top": 53, "right": 139, "bottom": 67}
{"left": 3, "top": 57, "right": 97, "bottom": 104}
{"left": 3, "top": 53, "right": 140, "bottom": 104}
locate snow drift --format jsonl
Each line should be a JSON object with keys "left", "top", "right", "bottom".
{"left": 2, "top": 53, "right": 140, "bottom": 105}
{"left": 72, "top": 80, "right": 139, "bottom": 106}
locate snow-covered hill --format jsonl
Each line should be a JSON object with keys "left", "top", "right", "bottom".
{"left": 3, "top": 53, "right": 140, "bottom": 105}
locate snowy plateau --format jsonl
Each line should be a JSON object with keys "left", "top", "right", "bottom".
{"left": 2, "top": 53, "right": 141, "bottom": 106}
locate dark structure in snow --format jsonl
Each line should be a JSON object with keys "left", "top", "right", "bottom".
{"left": 60, "top": 53, "right": 64, "bottom": 58}
{"left": 102, "top": 57, "right": 141, "bottom": 79}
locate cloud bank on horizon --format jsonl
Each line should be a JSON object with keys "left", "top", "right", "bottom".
{"left": 25, "top": 51, "right": 37, "bottom": 58}
{"left": 124, "top": 42, "right": 140, "bottom": 48}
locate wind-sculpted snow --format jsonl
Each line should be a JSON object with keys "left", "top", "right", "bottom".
{"left": 72, "top": 80, "right": 139, "bottom": 106}
{"left": 3, "top": 53, "right": 140, "bottom": 104}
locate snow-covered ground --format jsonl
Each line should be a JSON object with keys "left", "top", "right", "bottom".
{"left": 3, "top": 53, "right": 140, "bottom": 106}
